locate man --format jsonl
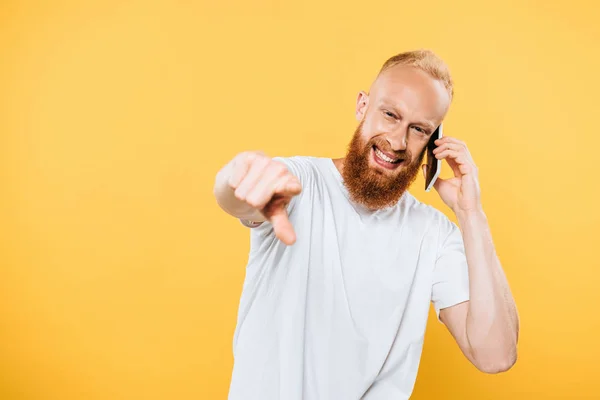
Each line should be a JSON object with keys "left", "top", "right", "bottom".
{"left": 213, "top": 49, "right": 519, "bottom": 399}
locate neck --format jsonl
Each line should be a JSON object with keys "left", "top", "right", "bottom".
{"left": 332, "top": 157, "right": 345, "bottom": 175}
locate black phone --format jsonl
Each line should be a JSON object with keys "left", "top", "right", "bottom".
{"left": 425, "top": 124, "right": 443, "bottom": 192}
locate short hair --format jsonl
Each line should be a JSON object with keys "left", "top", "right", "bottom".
{"left": 379, "top": 49, "right": 454, "bottom": 100}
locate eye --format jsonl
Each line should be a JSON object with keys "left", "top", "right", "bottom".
{"left": 411, "top": 126, "right": 428, "bottom": 135}
{"left": 383, "top": 110, "right": 397, "bottom": 119}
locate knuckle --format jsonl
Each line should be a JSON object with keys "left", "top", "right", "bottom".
{"left": 241, "top": 151, "right": 267, "bottom": 164}
{"left": 255, "top": 154, "right": 270, "bottom": 166}
{"left": 233, "top": 190, "right": 245, "bottom": 201}
{"left": 237, "top": 151, "right": 253, "bottom": 161}
{"left": 227, "top": 176, "right": 238, "bottom": 189}
{"left": 271, "top": 161, "right": 288, "bottom": 175}
{"left": 246, "top": 196, "right": 261, "bottom": 208}
{"left": 262, "top": 201, "right": 277, "bottom": 216}
{"left": 247, "top": 153, "right": 260, "bottom": 164}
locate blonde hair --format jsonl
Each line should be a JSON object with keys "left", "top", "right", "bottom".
{"left": 379, "top": 49, "right": 454, "bottom": 100}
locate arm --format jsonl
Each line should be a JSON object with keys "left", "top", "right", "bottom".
{"left": 213, "top": 151, "right": 302, "bottom": 245}
{"left": 440, "top": 209, "right": 518, "bottom": 373}
{"left": 428, "top": 137, "right": 519, "bottom": 373}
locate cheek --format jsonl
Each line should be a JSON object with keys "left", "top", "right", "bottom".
{"left": 370, "top": 118, "right": 390, "bottom": 134}
{"left": 358, "top": 125, "right": 377, "bottom": 144}
{"left": 408, "top": 143, "right": 427, "bottom": 162}
{"left": 362, "top": 123, "right": 387, "bottom": 144}
{"left": 363, "top": 112, "right": 387, "bottom": 132}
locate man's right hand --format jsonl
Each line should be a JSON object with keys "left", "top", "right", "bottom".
{"left": 225, "top": 151, "right": 302, "bottom": 245}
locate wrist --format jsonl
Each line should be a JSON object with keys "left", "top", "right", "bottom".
{"left": 455, "top": 206, "right": 485, "bottom": 223}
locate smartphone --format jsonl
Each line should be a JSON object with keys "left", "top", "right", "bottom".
{"left": 425, "top": 124, "right": 443, "bottom": 192}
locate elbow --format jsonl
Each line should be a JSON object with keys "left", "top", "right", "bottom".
{"left": 472, "top": 347, "right": 518, "bottom": 374}
{"left": 477, "top": 356, "right": 517, "bottom": 374}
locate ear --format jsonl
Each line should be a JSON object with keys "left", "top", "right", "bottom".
{"left": 355, "top": 91, "right": 369, "bottom": 121}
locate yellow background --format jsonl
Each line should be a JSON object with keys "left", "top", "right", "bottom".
{"left": 1, "top": 0, "right": 599, "bottom": 398}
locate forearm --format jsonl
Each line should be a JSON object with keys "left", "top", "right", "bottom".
{"left": 213, "top": 161, "right": 266, "bottom": 222}
{"left": 457, "top": 208, "right": 519, "bottom": 370}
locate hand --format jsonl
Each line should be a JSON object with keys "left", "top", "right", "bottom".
{"left": 228, "top": 151, "right": 302, "bottom": 245}
{"left": 422, "top": 137, "right": 482, "bottom": 215}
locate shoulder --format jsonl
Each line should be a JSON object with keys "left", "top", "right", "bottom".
{"left": 273, "top": 155, "right": 320, "bottom": 170}
{"left": 272, "top": 156, "right": 326, "bottom": 184}
{"left": 402, "top": 192, "right": 458, "bottom": 236}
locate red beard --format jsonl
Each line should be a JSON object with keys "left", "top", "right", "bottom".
{"left": 341, "top": 121, "right": 425, "bottom": 210}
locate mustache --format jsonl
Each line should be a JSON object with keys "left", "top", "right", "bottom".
{"left": 367, "top": 138, "right": 412, "bottom": 162}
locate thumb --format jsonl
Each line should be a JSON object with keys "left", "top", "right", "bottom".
{"left": 267, "top": 206, "right": 297, "bottom": 245}
{"left": 432, "top": 175, "right": 445, "bottom": 192}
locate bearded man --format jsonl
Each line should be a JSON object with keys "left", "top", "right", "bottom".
{"left": 213, "top": 49, "right": 519, "bottom": 400}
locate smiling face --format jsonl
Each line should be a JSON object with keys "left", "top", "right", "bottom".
{"left": 341, "top": 64, "right": 451, "bottom": 210}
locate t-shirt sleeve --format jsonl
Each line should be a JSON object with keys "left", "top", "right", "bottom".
{"left": 239, "top": 156, "right": 305, "bottom": 229}
{"left": 431, "top": 217, "right": 470, "bottom": 318}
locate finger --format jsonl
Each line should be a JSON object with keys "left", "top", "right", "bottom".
{"left": 274, "top": 174, "right": 302, "bottom": 196}
{"left": 228, "top": 159, "right": 249, "bottom": 189}
{"left": 263, "top": 198, "right": 296, "bottom": 245}
{"left": 271, "top": 208, "right": 297, "bottom": 245}
{"left": 435, "top": 149, "right": 463, "bottom": 161}
{"left": 434, "top": 136, "right": 465, "bottom": 147}
{"left": 435, "top": 149, "right": 464, "bottom": 177}
{"left": 432, "top": 142, "right": 461, "bottom": 155}
{"left": 434, "top": 138, "right": 475, "bottom": 164}
{"left": 457, "top": 160, "right": 477, "bottom": 176}
{"left": 229, "top": 152, "right": 259, "bottom": 188}
{"left": 445, "top": 156, "right": 463, "bottom": 178}
{"left": 234, "top": 157, "right": 270, "bottom": 200}
{"left": 432, "top": 175, "right": 447, "bottom": 191}
{"left": 246, "top": 168, "right": 289, "bottom": 210}
{"left": 438, "top": 150, "right": 478, "bottom": 176}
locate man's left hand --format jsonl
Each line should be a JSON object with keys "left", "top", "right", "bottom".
{"left": 422, "top": 137, "right": 482, "bottom": 215}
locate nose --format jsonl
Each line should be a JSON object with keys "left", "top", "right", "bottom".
{"left": 385, "top": 125, "right": 408, "bottom": 152}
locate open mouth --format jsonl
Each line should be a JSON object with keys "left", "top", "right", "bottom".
{"left": 372, "top": 145, "right": 404, "bottom": 169}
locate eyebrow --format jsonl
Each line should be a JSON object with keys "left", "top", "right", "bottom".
{"left": 380, "top": 98, "right": 436, "bottom": 132}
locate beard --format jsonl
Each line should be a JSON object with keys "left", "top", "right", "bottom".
{"left": 341, "top": 120, "right": 425, "bottom": 210}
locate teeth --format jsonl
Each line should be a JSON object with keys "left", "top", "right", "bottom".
{"left": 375, "top": 147, "right": 398, "bottom": 163}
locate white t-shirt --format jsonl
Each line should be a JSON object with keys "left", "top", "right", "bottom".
{"left": 229, "top": 156, "right": 470, "bottom": 400}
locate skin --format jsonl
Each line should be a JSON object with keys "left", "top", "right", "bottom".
{"left": 334, "top": 64, "right": 519, "bottom": 373}
{"left": 334, "top": 64, "right": 449, "bottom": 175}
{"left": 213, "top": 150, "right": 302, "bottom": 244}
{"left": 213, "top": 63, "right": 519, "bottom": 374}
{"left": 336, "top": 65, "right": 448, "bottom": 210}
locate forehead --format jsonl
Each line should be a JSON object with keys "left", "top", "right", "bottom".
{"left": 370, "top": 65, "right": 450, "bottom": 122}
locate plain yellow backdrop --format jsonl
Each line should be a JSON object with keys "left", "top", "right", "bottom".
{"left": 1, "top": 0, "right": 599, "bottom": 398}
